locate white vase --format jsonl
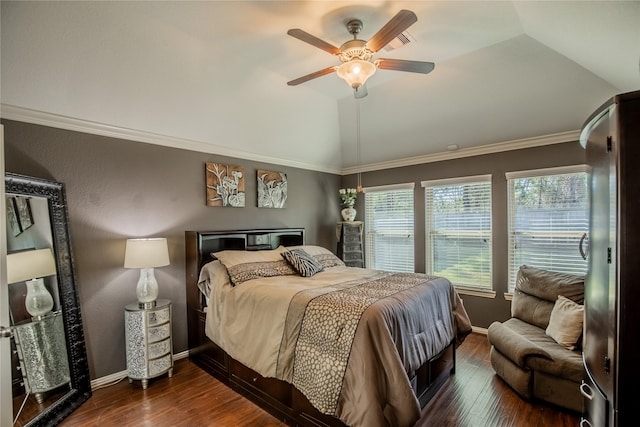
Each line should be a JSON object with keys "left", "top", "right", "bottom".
{"left": 341, "top": 207, "right": 356, "bottom": 222}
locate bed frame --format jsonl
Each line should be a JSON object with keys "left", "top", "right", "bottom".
{"left": 185, "top": 228, "right": 456, "bottom": 426}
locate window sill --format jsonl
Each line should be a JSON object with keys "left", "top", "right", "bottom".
{"left": 454, "top": 287, "right": 496, "bottom": 299}
{"left": 503, "top": 292, "right": 514, "bottom": 301}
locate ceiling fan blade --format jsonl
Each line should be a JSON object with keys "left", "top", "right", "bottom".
{"left": 287, "top": 29, "right": 342, "bottom": 56}
{"left": 376, "top": 58, "right": 435, "bottom": 74}
{"left": 354, "top": 84, "right": 368, "bottom": 99}
{"left": 287, "top": 66, "right": 338, "bottom": 86}
{"left": 366, "top": 10, "right": 418, "bottom": 53}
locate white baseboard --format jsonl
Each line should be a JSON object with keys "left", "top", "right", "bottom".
{"left": 90, "top": 350, "right": 189, "bottom": 390}
{"left": 472, "top": 326, "right": 488, "bottom": 335}
{"left": 91, "top": 330, "right": 487, "bottom": 390}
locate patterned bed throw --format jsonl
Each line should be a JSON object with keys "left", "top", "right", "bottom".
{"left": 284, "top": 272, "right": 443, "bottom": 416}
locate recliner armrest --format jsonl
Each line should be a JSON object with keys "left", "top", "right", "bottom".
{"left": 487, "top": 321, "right": 552, "bottom": 368}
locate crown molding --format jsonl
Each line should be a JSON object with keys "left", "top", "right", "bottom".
{"left": 0, "top": 104, "right": 342, "bottom": 175}
{"left": 341, "top": 130, "right": 581, "bottom": 175}
{"left": 1, "top": 104, "right": 580, "bottom": 177}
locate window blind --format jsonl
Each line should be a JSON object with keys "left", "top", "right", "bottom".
{"left": 423, "top": 175, "right": 492, "bottom": 289}
{"left": 507, "top": 167, "right": 589, "bottom": 292}
{"left": 364, "top": 184, "right": 414, "bottom": 272}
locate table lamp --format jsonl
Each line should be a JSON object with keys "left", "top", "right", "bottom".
{"left": 6, "top": 248, "right": 57, "bottom": 319}
{"left": 124, "top": 238, "right": 170, "bottom": 308}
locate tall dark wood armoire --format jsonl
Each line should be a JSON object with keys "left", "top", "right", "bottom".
{"left": 580, "top": 89, "right": 640, "bottom": 427}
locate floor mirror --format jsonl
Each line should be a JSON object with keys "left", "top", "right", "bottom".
{"left": 4, "top": 172, "right": 91, "bottom": 426}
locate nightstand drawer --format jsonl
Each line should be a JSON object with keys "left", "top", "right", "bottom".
{"left": 345, "top": 260, "right": 364, "bottom": 268}
{"left": 148, "top": 306, "right": 171, "bottom": 326}
{"left": 148, "top": 323, "right": 171, "bottom": 343}
{"left": 149, "top": 338, "right": 171, "bottom": 359}
{"left": 344, "top": 243, "right": 362, "bottom": 252}
{"left": 343, "top": 251, "right": 364, "bottom": 261}
{"left": 344, "top": 233, "right": 361, "bottom": 243}
{"left": 148, "top": 354, "right": 172, "bottom": 376}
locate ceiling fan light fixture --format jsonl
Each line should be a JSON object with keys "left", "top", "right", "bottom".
{"left": 336, "top": 60, "right": 377, "bottom": 89}
{"left": 287, "top": 10, "right": 431, "bottom": 95}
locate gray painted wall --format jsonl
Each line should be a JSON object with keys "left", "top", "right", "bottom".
{"left": 343, "top": 142, "right": 586, "bottom": 328}
{"left": 3, "top": 119, "right": 341, "bottom": 379}
{"left": 3, "top": 118, "right": 586, "bottom": 380}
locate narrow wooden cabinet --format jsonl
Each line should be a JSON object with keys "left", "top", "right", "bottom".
{"left": 125, "top": 299, "right": 173, "bottom": 389}
{"left": 336, "top": 221, "right": 364, "bottom": 267}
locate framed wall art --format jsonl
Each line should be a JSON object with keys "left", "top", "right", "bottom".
{"left": 6, "top": 196, "right": 22, "bottom": 237}
{"left": 14, "top": 196, "right": 34, "bottom": 231}
{"left": 257, "top": 170, "right": 287, "bottom": 208}
{"left": 205, "top": 162, "right": 245, "bottom": 207}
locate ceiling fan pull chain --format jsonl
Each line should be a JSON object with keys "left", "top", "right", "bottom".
{"left": 356, "top": 98, "right": 363, "bottom": 193}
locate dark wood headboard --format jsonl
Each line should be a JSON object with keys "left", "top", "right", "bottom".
{"left": 186, "top": 228, "right": 305, "bottom": 273}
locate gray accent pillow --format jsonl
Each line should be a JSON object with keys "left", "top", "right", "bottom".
{"left": 286, "top": 245, "right": 346, "bottom": 269}
{"left": 281, "top": 248, "right": 324, "bottom": 277}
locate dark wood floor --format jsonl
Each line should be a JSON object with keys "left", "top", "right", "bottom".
{"left": 59, "top": 333, "right": 580, "bottom": 427}
{"left": 417, "top": 333, "right": 579, "bottom": 427}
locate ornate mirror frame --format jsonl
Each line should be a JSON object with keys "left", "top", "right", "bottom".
{"left": 5, "top": 172, "right": 91, "bottom": 426}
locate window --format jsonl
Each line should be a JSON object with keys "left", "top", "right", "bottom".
{"left": 363, "top": 183, "right": 414, "bottom": 271}
{"left": 423, "top": 175, "right": 492, "bottom": 290}
{"left": 506, "top": 165, "right": 589, "bottom": 292}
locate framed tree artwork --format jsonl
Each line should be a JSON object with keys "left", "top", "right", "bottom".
{"left": 205, "top": 163, "right": 245, "bottom": 207}
{"left": 257, "top": 170, "right": 287, "bottom": 208}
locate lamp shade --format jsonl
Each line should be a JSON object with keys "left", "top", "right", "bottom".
{"left": 124, "top": 238, "right": 170, "bottom": 269}
{"left": 7, "top": 248, "right": 57, "bottom": 284}
{"left": 336, "top": 59, "right": 377, "bottom": 89}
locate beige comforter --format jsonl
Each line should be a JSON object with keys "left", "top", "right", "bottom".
{"left": 202, "top": 262, "right": 471, "bottom": 427}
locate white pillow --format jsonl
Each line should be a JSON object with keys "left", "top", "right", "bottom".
{"left": 213, "top": 246, "right": 285, "bottom": 265}
{"left": 545, "top": 295, "right": 584, "bottom": 350}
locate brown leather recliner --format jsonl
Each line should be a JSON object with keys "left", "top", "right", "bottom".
{"left": 487, "top": 265, "right": 585, "bottom": 413}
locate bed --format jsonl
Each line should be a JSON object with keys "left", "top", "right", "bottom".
{"left": 185, "top": 228, "right": 472, "bottom": 427}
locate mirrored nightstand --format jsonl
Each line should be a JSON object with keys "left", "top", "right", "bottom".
{"left": 124, "top": 299, "right": 173, "bottom": 389}
{"left": 13, "top": 310, "right": 70, "bottom": 403}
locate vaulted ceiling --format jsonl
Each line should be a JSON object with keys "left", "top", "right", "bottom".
{"left": 1, "top": 1, "right": 638, "bottom": 174}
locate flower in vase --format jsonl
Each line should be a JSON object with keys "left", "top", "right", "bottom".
{"left": 339, "top": 188, "right": 357, "bottom": 208}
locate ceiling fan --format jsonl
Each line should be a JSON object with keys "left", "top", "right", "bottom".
{"left": 286, "top": 9, "right": 435, "bottom": 98}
